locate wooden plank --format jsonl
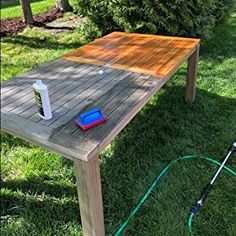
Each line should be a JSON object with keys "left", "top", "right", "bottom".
{"left": 61, "top": 32, "right": 200, "bottom": 78}
{"left": 109, "top": 31, "right": 200, "bottom": 43}
{"left": 106, "top": 39, "right": 175, "bottom": 75}
{"left": 185, "top": 45, "right": 200, "bottom": 102}
{"left": 130, "top": 39, "right": 173, "bottom": 68}
{"left": 16, "top": 64, "right": 97, "bottom": 118}
{"left": 28, "top": 66, "right": 116, "bottom": 123}
{"left": 155, "top": 42, "right": 198, "bottom": 75}
{"left": 77, "top": 36, "right": 134, "bottom": 61}
{"left": 143, "top": 40, "right": 189, "bottom": 71}
{"left": 64, "top": 36, "right": 151, "bottom": 68}
{"left": 157, "top": 44, "right": 199, "bottom": 79}
{"left": 74, "top": 156, "right": 105, "bottom": 236}
{"left": 40, "top": 69, "right": 128, "bottom": 127}
{"left": 1, "top": 60, "right": 75, "bottom": 108}
{"left": 72, "top": 73, "right": 154, "bottom": 137}
{"left": 49, "top": 73, "right": 153, "bottom": 157}
{"left": 1, "top": 59, "right": 68, "bottom": 96}
{"left": 64, "top": 35, "right": 135, "bottom": 61}
{"left": 2, "top": 66, "right": 78, "bottom": 113}
{"left": 109, "top": 39, "right": 168, "bottom": 67}
{"left": 93, "top": 37, "right": 152, "bottom": 66}
{"left": 61, "top": 37, "right": 132, "bottom": 66}
{"left": 1, "top": 112, "right": 93, "bottom": 161}
{"left": 58, "top": 72, "right": 145, "bottom": 136}
{"left": 94, "top": 36, "right": 141, "bottom": 63}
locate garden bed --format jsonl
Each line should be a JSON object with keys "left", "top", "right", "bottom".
{"left": 0, "top": 6, "right": 63, "bottom": 36}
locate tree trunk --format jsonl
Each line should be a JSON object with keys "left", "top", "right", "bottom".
{"left": 56, "top": 0, "right": 72, "bottom": 12}
{"left": 20, "top": 0, "right": 34, "bottom": 24}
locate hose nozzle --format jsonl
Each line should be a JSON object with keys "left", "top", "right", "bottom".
{"left": 230, "top": 140, "right": 236, "bottom": 153}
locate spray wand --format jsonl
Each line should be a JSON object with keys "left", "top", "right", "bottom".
{"left": 188, "top": 140, "right": 236, "bottom": 234}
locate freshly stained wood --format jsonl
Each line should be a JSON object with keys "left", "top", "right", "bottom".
{"left": 1, "top": 32, "right": 200, "bottom": 236}
{"left": 62, "top": 32, "right": 200, "bottom": 78}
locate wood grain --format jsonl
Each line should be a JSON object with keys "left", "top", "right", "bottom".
{"left": 185, "top": 45, "right": 200, "bottom": 102}
{"left": 74, "top": 156, "right": 104, "bottom": 236}
{"left": 62, "top": 32, "right": 200, "bottom": 78}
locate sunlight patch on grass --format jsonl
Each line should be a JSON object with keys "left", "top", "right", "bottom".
{"left": 0, "top": 0, "right": 78, "bottom": 19}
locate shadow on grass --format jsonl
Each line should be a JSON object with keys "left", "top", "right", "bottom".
{"left": 1, "top": 190, "right": 80, "bottom": 227}
{"left": 2, "top": 175, "right": 77, "bottom": 199}
{"left": 1, "top": 132, "right": 31, "bottom": 149}
{"left": 2, "top": 35, "right": 82, "bottom": 50}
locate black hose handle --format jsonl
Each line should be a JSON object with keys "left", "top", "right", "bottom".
{"left": 191, "top": 183, "right": 212, "bottom": 215}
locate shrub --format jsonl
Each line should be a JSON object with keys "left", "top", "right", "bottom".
{"left": 77, "top": 0, "right": 233, "bottom": 38}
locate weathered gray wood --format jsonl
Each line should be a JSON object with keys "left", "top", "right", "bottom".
{"left": 47, "top": 70, "right": 133, "bottom": 128}
{"left": 9, "top": 63, "right": 95, "bottom": 117}
{"left": 38, "top": 68, "right": 125, "bottom": 127}
{"left": 72, "top": 73, "right": 153, "bottom": 136}
{"left": 1, "top": 58, "right": 68, "bottom": 96}
{"left": 38, "top": 66, "right": 119, "bottom": 125}
{"left": 19, "top": 64, "right": 96, "bottom": 118}
{"left": 185, "top": 45, "right": 199, "bottom": 102}
{"left": 1, "top": 112, "right": 95, "bottom": 161}
{"left": 96, "top": 77, "right": 167, "bottom": 151}
{"left": 74, "top": 156, "right": 105, "bottom": 236}
{"left": 49, "top": 74, "right": 163, "bottom": 160}
{"left": 1, "top": 60, "right": 75, "bottom": 108}
{"left": 57, "top": 71, "right": 141, "bottom": 136}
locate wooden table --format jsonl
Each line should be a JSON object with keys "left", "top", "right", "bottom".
{"left": 1, "top": 32, "right": 200, "bottom": 236}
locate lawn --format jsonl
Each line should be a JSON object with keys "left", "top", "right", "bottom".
{"left": 0, "top": 0, "right": 78, "bottom": 19}
{"left": 1, "top": 9, "right": 236, "bottom": 236}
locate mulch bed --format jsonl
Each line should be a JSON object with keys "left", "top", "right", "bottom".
{"left": 0, "top": 6, "right": 64, "bottom": 37}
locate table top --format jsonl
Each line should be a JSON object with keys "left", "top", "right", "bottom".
{"left": 63, "top": 32, "right": 200, "bottom": 78}
{"left": 1, "top": 32, "right": 200, "bottom": 161}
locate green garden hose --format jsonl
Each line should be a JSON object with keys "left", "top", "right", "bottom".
{"left": 114, "top": 154, "right": 236, "bottom": 236}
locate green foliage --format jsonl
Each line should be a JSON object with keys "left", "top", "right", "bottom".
{"left": 77, "top": 0, "right": 234, "bottom": 37}
{"left": 76, "top": 18, "right": 103, "bottom": 42}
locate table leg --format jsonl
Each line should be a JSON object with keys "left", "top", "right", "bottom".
{"left": 74, "top": 155, "right": 105, "bottom": 236}
{"left": 185, "top": 45, "right": 200, "bottom": 102}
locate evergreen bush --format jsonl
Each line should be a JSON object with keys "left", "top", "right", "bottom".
{"left": 78, "top": 0, "right": 233, "bottom": 39}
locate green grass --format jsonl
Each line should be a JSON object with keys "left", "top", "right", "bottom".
{"left": 1, "top": 10, "right": 236, "bottom": 236}
{"left": 0, "top": 0, "right": 78, "bottom": 19}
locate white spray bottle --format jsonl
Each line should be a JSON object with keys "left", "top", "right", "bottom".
{"left": 33, "top": 80, "right": 52, "bottom": 120}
